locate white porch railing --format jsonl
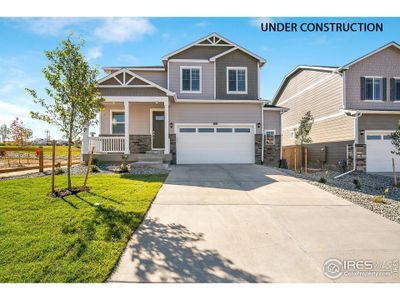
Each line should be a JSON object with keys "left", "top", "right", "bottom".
{"left": 88, "top": 136, "right": 126, "bottom": 153}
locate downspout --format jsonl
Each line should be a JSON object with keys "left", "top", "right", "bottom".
{"left": 261, "top": 103, "right": 264, "bottom": 164}
{"left": 334, "top": 112, "right": 362, "bottom": 178}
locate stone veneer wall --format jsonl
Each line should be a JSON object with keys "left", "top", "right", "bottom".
{"left": 129, "top": 135, "right": 151, "bottom": 153}
{"left": 355, "top": 144, "right": 366, "bottom": 172}
{"left": 264, "top": 135, "right": 281, "bottom": 167}
{"left": 255, "top": 134, "right": 262, "bottom": 164}
{"left": 169, "top": 134, "right": 177, "bottom": 164}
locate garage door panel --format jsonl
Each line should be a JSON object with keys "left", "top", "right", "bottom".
{"left": 176, "top": 125, "right": 255, "bottom": 164}
{"left": 366, "top": 132, "right": 400, "bottom": 172}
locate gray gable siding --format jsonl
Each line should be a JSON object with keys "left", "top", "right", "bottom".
{"left": 170, "top": 46, "right": 233, "bottom": 60}
{"left": 99, "top": 87, "right": 166, "bottom": 97}
{"left": 168, "top": 62, "right": 214, "bottom": 99}
{"left": 132, "top": 70, "right": 167, "bottom": 88}
{"left": 345, "top": 45, "right": 400, "bottom": 110}
{"left": 215, "top": 50, "right": 258, "bottom": 100}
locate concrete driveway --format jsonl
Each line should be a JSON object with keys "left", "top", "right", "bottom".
{"left": 109, "top": 164, "right": 400, "bottom": 283}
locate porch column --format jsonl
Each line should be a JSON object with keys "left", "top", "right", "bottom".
{"left": 124, "top": 100, "right": 130, "bottom": 154}
{"left": 164, "top": 100, "right": 170, "bottom": 154}
{"left": 81, "top": 126, "right": 89, "bottom": 162}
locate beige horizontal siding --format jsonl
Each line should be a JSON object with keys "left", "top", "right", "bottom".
{"left": 169, "top": 102, "right": 261, "bottom": 134}
{"left": 282, "top": 114, "right": 354, "bottom": 146}
{"left": 280, "top": 73, "right": 343, "bottom": 127}
{"left": 100, "top": 102, "right": 163, "bottom": 135}
{"left": 263, "top": 111, "right": 281, "bottom": 132}
{"left": 276, "top": 69, "right": 334, "bottom": 103}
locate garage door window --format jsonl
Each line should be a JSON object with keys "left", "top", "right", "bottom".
{"left": 216, "top": 128, "right": 233, "bottom": 133}
{"left": 366, "top": 135, "right": 382, "bottom": 140}
{"left": 179, "top": 128, "right": 196, "bottom": 133}
{"left": 383, "top": 135, "right": 392, "bottom": 140}
{"left": 234, "top": 128, "right": 251, "bottom": 133}
{"left": 198, "top": 128, "right": 214, "bottom": 133}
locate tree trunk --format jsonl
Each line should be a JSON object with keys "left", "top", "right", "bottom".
{"left": 67, "top": 138, "right": 72, "bottom": 189}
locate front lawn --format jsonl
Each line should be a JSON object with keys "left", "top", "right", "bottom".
{"left": 0, "top": 174, "right": 167, "bottom": 282}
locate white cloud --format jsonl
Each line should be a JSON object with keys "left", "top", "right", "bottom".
{"left": 194, "top": 21, "right": 209, "bottom": 27}
{"left": 15, "top": 18, "right": 84, "bottom": 36}
{"left": 93, "top": 18, "right": 155, "bottom": 43}
{"left": 86, "top": 46, "right": 102, "bottom": 60}
{"left": 250, "top": 17, "right": 276, "bottom": 28}
{"left": 0, "top": 100, "right": 30, "bottom": 125}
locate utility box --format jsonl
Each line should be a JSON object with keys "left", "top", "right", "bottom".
{"left": 315, "top": 146, "right": 327, "bottom": 164}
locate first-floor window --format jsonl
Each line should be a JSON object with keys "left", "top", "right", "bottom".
{"left": 227, "top": 67, "right": 247, "bottom": 93}
{"left": 265, "top": 130, "right": 275, "bottom": 145}
{"left": 393, "top": 78, "right": 400, "bottom": 100}
{"left": 111, "top": 111, "right": 125, "bottom": 134}
{"left": 290, "top": 131, "right": 295, "bottom": 140}
{"left": 365, "top": 77, "right": 383, "bottom": 100}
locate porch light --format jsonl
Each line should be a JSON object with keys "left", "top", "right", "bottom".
{"left": 257, "top": 122, "right": 261, "bottom": 128}
{"left": 360, "top": 129, "right": 365, "bottom": 136}
{"left": 169, "top": 122, "right": 173, "bottom": 129}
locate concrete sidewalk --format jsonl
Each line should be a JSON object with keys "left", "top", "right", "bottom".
{"left": 109, "top": 164, "right": 400, "bottom": 283}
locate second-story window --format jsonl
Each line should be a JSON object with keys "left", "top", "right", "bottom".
{"left": 227, "top": 67, "right": 247, "bottom": 94}
{"left": 391, "top": 78, "right": 400, "bottom": 101}
{"left": 364, "top": 77, "right": 383, "bottom": 100}
{"left": 181, "top": 67, "right": 201, "bottom": 93}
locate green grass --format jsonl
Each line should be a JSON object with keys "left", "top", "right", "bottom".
{"left": 0, "top": 174, "right": 167, "bottom": 282}
{"left": 0, "top": 145, "right": 80, "bottom": 156}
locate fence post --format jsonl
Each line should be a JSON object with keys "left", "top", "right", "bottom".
{"left": 305, "top": 148, "right": 308, "bottom": 174}
{"left": 294, "top": 147, "right": 297, "bottom": 172}
{"left": 51, "top": 141, "right": 56, "bottom": 193}
{"left": 392, "top": 158, "right": 398, "bottom": 187}
{"left": 38, "top": 146, "right": 44, "bottom": 172}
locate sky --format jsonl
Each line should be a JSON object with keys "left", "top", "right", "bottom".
{"left": 0, "top": 17, "right": 399, "bottom": 139}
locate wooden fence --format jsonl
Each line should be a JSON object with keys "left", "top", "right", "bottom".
{"left": 282, "top": 145, "right": 304, "bottom": 171}
{"left": 0, "top": 146, "right": 79, "bottom": 174}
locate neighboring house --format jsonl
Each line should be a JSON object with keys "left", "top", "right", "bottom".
{"left": 82, "top": 33, "right": 286, "bottom": 165}
{"left": 272, "top": 41, "right": 400, "bottom": 172}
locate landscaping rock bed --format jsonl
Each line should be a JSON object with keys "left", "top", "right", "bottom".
{"left": 277, "top": 168, "right": 400, "bottom": 224}
{"left": 0, "top": 162, "right": 170, "bottom": 181}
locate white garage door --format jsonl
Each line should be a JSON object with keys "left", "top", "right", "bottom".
{"left": 176, "top": 125, "right": 255, "bottom": 164}
{"left": 366, "top": 131, "right": 400, "bottom": 172}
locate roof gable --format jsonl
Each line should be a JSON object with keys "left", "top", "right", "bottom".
{"left": 162, "top": 33, "right": 266, "bottom": 66}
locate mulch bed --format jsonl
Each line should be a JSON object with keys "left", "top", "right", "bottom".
{"left": 49, "top": 186, "right": 90, "bottom": 198}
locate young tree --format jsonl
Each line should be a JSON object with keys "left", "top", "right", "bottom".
{"left": 26, "top": 34, "right": 103, "bottom": 189}
{"left": 0, "top": 124, "right": 9, "bottom": 143}
{"left": 295, "top": 111, "right": 314, "bottom": 146}
{"left": 9, "top": 118, "right": 31, "bottom": 145}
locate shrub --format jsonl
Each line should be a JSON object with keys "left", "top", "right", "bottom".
{"left": 318, "top": 177, "right": 327, "bottom": 184}
{"left": 337, "top": 160, "right": 347, "bottom": 173}
{"left": 119, "top": 154, "right": 129, "bottom": 173}
{"left": 353, "top": 179, "right": 361, "bottom": 189}
{"left": 91, "top": 157, "right": 99, "bottom": 166}
{"left": 372, "top": 195, "right": 385, "bottom": 204}
{"left": 91, "top": 165, "right": 99, "bottom": 173}
{"left": 0, "top": 142, "right": 5, "bottom": 146}
{"left": 55, "top": 162, "right": 64, "bottom": 175}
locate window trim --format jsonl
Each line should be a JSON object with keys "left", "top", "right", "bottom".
{"left": 364, "top": 76, "right": 384, "bottom": 101}
{"left": 393, "top": 77, "right": 400, "bottom": 101}
{"left": 110, "top": 110, "right": 125, "bottom": 135}
{"left": 180, "top": 66, "right": 202, "bottom": 94}
{"left": 265, "top": 129, "right": 276, "bottom": 145}
{"left": 226, "top": 67, "right": 248, "bottom": 94}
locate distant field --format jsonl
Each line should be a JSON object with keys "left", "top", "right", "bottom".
{"left": 0, "top": 145, "right": 80, "bottom": 156}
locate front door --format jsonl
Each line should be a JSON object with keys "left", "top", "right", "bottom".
{"left": 152, "top": 111, "right": 165, "bottom": 149}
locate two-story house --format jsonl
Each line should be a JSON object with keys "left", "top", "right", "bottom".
{"left": 273, "top": 42, "right": 400, "bottom": 172}
{"left": 82, "top": 33, "right": 285, "bottom": 165}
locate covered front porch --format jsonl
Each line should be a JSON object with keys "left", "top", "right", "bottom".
{"left": 81, "top": 68, "right": 175, "bottom": 162}
{"left": 81, "top": 96, "right": 171, "bottom": 162}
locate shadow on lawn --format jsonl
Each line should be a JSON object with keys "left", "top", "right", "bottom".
{"left": 114, "top": 217, "right": 270, "bottom": 283}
